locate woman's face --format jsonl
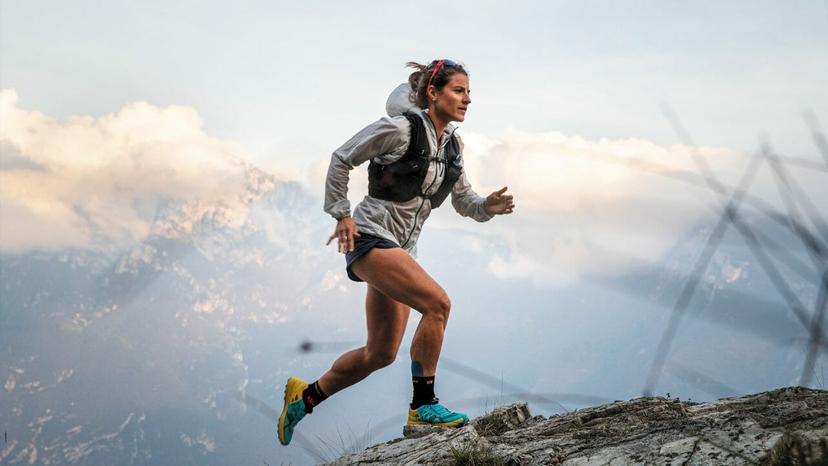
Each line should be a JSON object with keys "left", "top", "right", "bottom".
{"left": 430, "top": 72, "right": 471, "bottom": 123}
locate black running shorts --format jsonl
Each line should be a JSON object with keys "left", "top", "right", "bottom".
{"left": 345, "top": 233, "right": 400, "bottom": 282}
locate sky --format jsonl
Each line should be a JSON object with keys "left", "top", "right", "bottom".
{"left": 2, "top": 1, "right": 826, "bottom": 178}
{"left": 1, "top": 1, "right": 827, "bottom": 463}
{"left": 2, "top": 0, "right": 826, "bottom": 264}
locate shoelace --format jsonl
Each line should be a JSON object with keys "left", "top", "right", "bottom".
{"left": 420, "top": 403, "right": 455, "bottom": 422}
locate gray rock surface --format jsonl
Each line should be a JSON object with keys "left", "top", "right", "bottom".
{"left": 327, "top": 387, "right": 827, "bottom": 465}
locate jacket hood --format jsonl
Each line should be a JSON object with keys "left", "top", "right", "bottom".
{"left": 385, "top": 83, "right": 420, "bottom": 117}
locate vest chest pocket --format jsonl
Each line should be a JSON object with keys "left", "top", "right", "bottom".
{"left": 368, "top": 157, "right": 425, "bottom": 201}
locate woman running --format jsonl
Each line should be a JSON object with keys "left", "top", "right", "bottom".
{"left": 278, "top": 59, "right": 515, "bottom": 446}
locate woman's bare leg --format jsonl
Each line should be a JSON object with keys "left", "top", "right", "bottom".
{"left": 317, "top": 284, "right": 410, "bottom": 396}
{"left": 349, "top": 248, "right": 451, "bottom": 377}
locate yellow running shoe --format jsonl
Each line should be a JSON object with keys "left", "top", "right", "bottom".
{"left": 407, "top": 400, "right": 469, "bottom": 427}
{"left": 277, "top": 376, "right": 309, "bottom": 445}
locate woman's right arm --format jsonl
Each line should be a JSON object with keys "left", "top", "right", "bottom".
{"left": 323, "top": 116, "right": 410, "bottom": 220}
{"left": 324, "top": 116, "right": 409, "bottom": 251}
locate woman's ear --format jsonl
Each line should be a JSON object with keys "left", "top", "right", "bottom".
{"left": 426, "top": 86, "right": 437, "bottom": 103}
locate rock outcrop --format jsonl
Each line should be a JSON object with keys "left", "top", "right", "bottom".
{"left": 327, "top": 386, "right": 827, "bottom": 465}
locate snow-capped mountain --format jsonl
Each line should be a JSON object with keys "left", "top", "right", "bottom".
{"left": 1, "top": 165, "right": 350, "bottom": 465}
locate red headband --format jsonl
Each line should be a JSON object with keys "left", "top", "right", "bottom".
{"left": 425, "top": 60, "right": 445, "bottom": 94}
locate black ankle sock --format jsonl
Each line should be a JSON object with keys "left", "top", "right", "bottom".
{"left": 410, "top": 376, "right": 437, "bottom": 409}
{"left": 302, "top": 381, "right": 328, "bottom": 413}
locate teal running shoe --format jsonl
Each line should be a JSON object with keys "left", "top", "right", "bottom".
{"left": 407, "top": 399, "right": 469, "bottom": 427}
{"left": 277, "top": 376, "right": 308, "bottom": 445}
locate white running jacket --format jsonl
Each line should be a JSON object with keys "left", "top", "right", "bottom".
{"left": 323, "top": 83, "right": 493, "bottom": 257}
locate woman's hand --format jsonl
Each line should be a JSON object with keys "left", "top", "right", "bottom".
{"left": 485, "top": 186, "right": 515, "bottom": 215}
{"left": 326, "top": 215, "right": 361, "bottom": 253}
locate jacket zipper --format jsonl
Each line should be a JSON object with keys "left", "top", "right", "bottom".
{"left": 401, "top": 160, "right": 440, "bottom": 249}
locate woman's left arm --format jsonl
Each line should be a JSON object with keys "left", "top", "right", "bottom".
{"left": 450, "top": 136, "right": 515, "bottom": 220}
{"left": 450, "top": 168, "right": 494, "bottom": 222}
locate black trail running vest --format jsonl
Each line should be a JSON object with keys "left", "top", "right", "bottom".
{"left": 367, "top": 112, "right": 462, "bottom": 208}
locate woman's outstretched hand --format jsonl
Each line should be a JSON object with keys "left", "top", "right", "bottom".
{"left": 326, "top": 215, "right": 361, "bottom": 253}
{"left": 485, "top": 186, "right": 515, "bottom": 215}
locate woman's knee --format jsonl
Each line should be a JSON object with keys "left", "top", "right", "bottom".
{"left": 423, "top": 292, "right": 451, "bottom": 323}
{"left": 365, "top": 347, "right": 398, "bottom": 369}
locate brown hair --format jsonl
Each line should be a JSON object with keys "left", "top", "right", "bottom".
{"left": 405, "top": 60, "right": 469, "bottom": 109}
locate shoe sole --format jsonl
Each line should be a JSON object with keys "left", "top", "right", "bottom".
{"left": 406, "top": 418, "right": 468, "bottom": 427}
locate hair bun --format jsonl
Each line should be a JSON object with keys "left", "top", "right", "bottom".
{"left": 405, "top": 61, "right": 427, "bottom": 73}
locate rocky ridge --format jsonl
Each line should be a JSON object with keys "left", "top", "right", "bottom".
{"left": 328, "top": 387, "right": 827, "bottom": 465}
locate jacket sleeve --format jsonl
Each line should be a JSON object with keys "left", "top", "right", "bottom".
{"left": 450, "top": 135, "right": 494, "bottom": 222}
{"left": 324, "top": 116, "right": 410, "bottom": 219}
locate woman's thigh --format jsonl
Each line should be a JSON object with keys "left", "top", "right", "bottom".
{"left": 365, "top": 285, "right": 410, "bottom": 353}
{"left": 351, "top": 247, "right": 447, "bottom": 315}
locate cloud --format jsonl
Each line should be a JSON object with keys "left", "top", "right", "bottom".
{"left": 5, "top": 86, "right": 821, "bottom": 289}
{"left": 440, "top": 129, "right": 747, "bottom": 285}
{"left": 0, "top": 89, "right": 260, "bottom": 254}
{"left": 0, "top": 141, "right": 47, "bottom": 172}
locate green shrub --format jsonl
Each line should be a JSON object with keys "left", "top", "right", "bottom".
{"left": 446, "top": 441, "right": 506, "bottom": 466}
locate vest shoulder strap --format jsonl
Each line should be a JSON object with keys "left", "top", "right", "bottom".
{"left": 402, "top": 112, "right": 429, "bottom": 159}
{"left": 445, "top": 133, "right": 460, "bottom": 161}
{"left": 403, "top": 111, "right": 462, "bottom": 163}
